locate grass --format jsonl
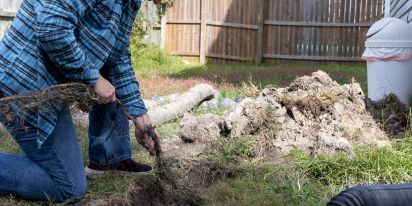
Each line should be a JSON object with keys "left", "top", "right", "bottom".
{"left": 203, "top": 136, "right": 412, "bottom": 206}
{"left": 207, "top": 136, "right": 257, "bottom": 165}
{"left": 206, "top": 164, "right": 336, "bottom": 206}
{"left": 292, "top": 139, "right": 412, "bottom": 186}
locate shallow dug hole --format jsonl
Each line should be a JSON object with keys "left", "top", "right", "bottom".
{"left": 129, "top": 158, "right": 235, "bottom": 206}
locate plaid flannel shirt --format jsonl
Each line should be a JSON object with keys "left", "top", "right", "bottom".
{"left": 0, "top": 0, "right": 147, "bottom": 147}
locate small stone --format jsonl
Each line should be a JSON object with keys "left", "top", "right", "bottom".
{"left": 220, "top": 98, "right": 237, "bottom": 108}
{"left": 200, "top": 98, "right": 219, "bottom": 109}
{"left": 235, "top": 96, "right": 247, "bottom": 103}
{"left": 151, "top": 96, "right": 164, "bottom": 104}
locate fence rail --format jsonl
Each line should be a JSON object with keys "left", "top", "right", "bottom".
{"left": 163, "top": 0, "right": 383, "bottom": 63}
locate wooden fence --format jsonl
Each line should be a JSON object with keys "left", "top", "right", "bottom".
{"left": 163, "top": 0, "right": 383, "bottom": 63}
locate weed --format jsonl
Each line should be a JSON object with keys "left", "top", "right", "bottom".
{"left": 239, "top": 80, "right": 261, "bottom": 98}
{"left": 218, "top": 89, "right": 241, "bottom": 101}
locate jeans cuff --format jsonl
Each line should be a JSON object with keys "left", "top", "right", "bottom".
{"left": 90, "top": 154, "right": 132, "bottom": 166}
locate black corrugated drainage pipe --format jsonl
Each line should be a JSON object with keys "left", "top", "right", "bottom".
{"left": 327, "top": 183, "right": 412, "bottom": 206}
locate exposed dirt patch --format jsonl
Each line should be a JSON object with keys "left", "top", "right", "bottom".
{"left": 366, "top": 94, "right": 409, "bottom": 138}
{"left": 128, "top": 156, "right": 235, "bottom": 206}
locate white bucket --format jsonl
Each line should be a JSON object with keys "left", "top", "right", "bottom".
{"left": 367, "top": 59, "right": 412, "bottom": 105}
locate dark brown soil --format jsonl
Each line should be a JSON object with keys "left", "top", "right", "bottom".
{"left": 130, "top": 157, "right": 235, "bottom": 206}
{"left": 366, "top": 94, "right": 409, "bottom": 138}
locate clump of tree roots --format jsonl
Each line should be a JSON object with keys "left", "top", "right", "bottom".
{"left": 0, "top": 83, "right": 98, "bottom": 122}
{"left": 130, "top": 156, "right": 203, "bottom": 206}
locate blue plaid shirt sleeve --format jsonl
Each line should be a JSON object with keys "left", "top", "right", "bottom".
{"left": 107, "top": 46, "right": 147, "bottom": 117}
{"left": 36, "top": 0, "right": 100, "bottom": 85}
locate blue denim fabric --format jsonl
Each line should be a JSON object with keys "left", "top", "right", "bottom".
{"left": 88, "top": 102, "right": 132, "bottom": 165}
{"left": 0, "top": 102, "right": 132, "bottom": 203}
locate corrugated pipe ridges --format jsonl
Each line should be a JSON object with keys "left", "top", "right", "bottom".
{"left": 327, "top": 183, "right": 412, "bottom": 206}
{"left": 327, "top": 186, "right": 367, "bottom": 206}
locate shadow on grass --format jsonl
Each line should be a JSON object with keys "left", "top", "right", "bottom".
{"left": 166, "top": 61, "right": 368, "bottom": 92}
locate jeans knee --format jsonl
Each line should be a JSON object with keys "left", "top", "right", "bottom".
{"left": 55, "top": 177, "right": 87, "bottom": 203}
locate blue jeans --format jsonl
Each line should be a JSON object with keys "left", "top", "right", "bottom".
{"left": 0, "top": 102, "right": 132, "bottom": 203}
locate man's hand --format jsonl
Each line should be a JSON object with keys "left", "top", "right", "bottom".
{"left": 134, "top": 113, "right": 162, "bottom": 156}
{"left": 93, "top": 76, "right": 116, "bottom": 104}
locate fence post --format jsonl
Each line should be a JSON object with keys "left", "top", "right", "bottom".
{"left": 255, "top": 0, "right": 265, "bottom": 65}
{"left": 200, "top": 0, "right": 208, "bottom": 64}
{"left": 160, "top": 4, "right": 167, "bottom": 50}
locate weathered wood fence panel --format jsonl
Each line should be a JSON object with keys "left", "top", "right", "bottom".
{"left": 264, "top": 0, "right": 382, "bottom": 61}
{"left": 165, "top": 0, "right": 201, "bottom": 57}
{"left": 164, "top": 0, "right": 383, "bottom": 63}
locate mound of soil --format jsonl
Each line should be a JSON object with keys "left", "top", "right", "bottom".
{"left": 184, "top": 71, "right": 391, "bottom": 157}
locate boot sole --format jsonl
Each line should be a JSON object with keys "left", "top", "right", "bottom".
{"left": 85, "top": 167, "right": 154, "bottom": 179}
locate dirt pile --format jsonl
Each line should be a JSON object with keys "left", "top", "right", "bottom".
{"left": 183, "top": 71, "right": 390, "bottom": 156}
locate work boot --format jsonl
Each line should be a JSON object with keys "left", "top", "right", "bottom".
{"left": 85, "top": 159, "right": 153, "bottom": 177}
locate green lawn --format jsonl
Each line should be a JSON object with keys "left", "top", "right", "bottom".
{"left": 2, "top": 45, "right": 407, "bottom": 206}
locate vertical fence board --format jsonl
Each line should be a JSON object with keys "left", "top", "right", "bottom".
{"left": 200, "top": 0, "right": 208, "bottom": 64}
{"left": 255, "top": 0, "right": 264, "bottom": 64}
